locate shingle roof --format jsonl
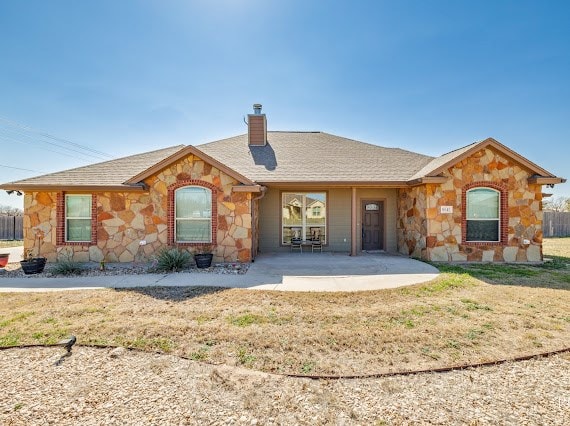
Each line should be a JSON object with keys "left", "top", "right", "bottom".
{"left": 0, "top": 145, "right": 184, "bottom": 189}
{"left": 3, "top": 132, "right": 561, "bottom": 191}
{"left": 408, "top": 141, "right": 480, "bottom": 181}
{"left": 197, "top": 132, "right": 434, "bottom": 183}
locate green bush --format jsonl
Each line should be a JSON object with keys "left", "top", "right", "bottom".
{"left": 51, "top": 260, "right": 85, "bottom": 276}
{"left": 154, "top": 248, "right": 192, "bottom": 272}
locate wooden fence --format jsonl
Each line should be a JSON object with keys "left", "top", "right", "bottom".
{"left": 543, "top": 211, "right": 570, "bottom": 237}
{"left": 0, "top": 215, "right": 23, "bottom": 240}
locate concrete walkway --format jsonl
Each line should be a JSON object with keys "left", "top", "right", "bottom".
{"left": 0, "top": 245, "right": 24, "bottom": 262}
{"left": 0, "top": 251, "right": 439, "bottom": 293}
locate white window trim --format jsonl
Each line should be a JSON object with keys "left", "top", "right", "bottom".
{"left": 282, "top": 192, "right": 326, "bottom": 244}
{"left": 174, "top": 186, "right": 212, "bottom": 243}
{"left": 465, "top": 187, "right": 500, "bottom": 243}
{"left": 65, "top": 194, "right": 92, "bottom": 243}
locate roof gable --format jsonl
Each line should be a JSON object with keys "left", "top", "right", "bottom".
{"left": 124, "top": 145, "right": 255, "bottom": 186}
{"left": 410, "top": 137, "right": 561, "bottom": 181}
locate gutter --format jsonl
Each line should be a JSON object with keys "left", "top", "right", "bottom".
{"left": 0, "top": 184, "right": 148, "bottom": 192}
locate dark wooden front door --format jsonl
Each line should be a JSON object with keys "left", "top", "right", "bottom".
{"left": 362, "top": 200, "right": 384, "bottom": 251}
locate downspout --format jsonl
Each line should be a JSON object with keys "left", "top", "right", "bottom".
{"left": 250, "top": 186, "right": 267, "bottom": 262}
{"left": 351, "top": 187, "right": 357, "bottom": 256}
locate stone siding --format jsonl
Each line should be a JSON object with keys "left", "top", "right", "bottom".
{"left": 397, "top": 186, "right": 427, "bottom": 258}
{"left": 22, "top": 192, "right": 58, "bottom": 260}
{"left": 22, "top": 154, "right": 253, "bottom": 263}
{"left": 397, "top": 147, "right": 543, "bottom": 262}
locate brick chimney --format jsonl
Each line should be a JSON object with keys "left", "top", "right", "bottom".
{"left": 248, "top": 103, "right": 267, "bottom": 146}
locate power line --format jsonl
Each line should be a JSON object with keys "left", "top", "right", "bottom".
{"left": 0, "top": 164, "right": 43, "bottom": 173}
{"left": 0, "top": 115, "right": 115, "bottom": 161}
{"left": 0, "top": 125, "right": 110, "bottom": 162}
{"left": 0, "top": 131, "right": 95, "bottom": 163}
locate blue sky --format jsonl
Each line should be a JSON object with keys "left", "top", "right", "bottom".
{"left": 1, "top": 0, "right": 568, "bottom": 209}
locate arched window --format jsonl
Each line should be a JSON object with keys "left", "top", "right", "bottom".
{"left": 174, "top": 186, "right": 212, "bottom": 243}
{"left": 466, "top": 187, "right": 500, "bottom": 242}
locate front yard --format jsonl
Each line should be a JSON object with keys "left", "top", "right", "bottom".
{"left": 0, "top": 239, "right": 569, "bottom": 376}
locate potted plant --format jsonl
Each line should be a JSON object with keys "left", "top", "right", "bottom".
{"left": 193, "top": 244, "right": 214, "bottom": 269}
{"left": 20, "top": 228, "right": 47, "bottom": 275}
{"left": 0, "top": 252, "right": 9, "bottom": 268}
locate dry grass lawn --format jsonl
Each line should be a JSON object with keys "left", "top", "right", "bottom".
{"left": 1, "top": 239, "right": 569, "bottom": 376}
{"left": 0, "top": 240, "right": 23, "bottom": 249}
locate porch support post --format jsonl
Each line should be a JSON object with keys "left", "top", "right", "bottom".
{"left": 351, "top": 187, "right": 357, "bottom": 256}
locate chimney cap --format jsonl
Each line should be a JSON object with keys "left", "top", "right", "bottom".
{"left": 253, "top": 104, "right": 262, "bottom": 114}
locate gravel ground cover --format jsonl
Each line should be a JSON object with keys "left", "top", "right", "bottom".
{"left": 1, "top": 346, "right": 568, "bottom": 425}
{"left": 0, "top": 261, "right": 248, "bottom": 278}
{"left": 1, "top": 238, "right": 568, "bottom": 424}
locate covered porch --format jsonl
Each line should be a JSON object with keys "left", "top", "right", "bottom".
{"left": 257, "top": 185, "right": 404, "bottom": 256}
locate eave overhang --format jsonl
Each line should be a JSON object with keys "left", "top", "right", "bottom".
{"left": 527, "top": 176, "right": 566, "bottom": 185}
{"left": 406, "top": 176, "right": 448, "bottom": 186}
{"left": 257, "top": 180, "right": 411, "bottom": 188}
{"left": 255, "top": 179, "right": 448, "bottom": 188}
{"left": 232, "top": 185, "right": 264, "bottom": 193}
{"left": 0, "top": 184, "right": 148, "bottom": 193}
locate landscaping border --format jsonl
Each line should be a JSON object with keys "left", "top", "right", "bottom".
{"left": 1, "top": 343, "right": 568, "bottom": 380}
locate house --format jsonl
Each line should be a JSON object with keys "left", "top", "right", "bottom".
{"left": 0, "top": 105, "right": 565, "bottom": 263}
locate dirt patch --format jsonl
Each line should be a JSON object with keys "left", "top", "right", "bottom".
{"left": 1, "top": 346, "right": 568, "bottom": 425}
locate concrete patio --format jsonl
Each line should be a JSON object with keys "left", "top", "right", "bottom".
{"left": 0, "top": 250, "right": 439, "bottom": 292}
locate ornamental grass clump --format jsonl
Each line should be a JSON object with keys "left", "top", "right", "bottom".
{"left": 154, "top": 247, "right": 192, "bottom": 272}
{"left": 51, "top": 260, "right": 85, "bottom": 276}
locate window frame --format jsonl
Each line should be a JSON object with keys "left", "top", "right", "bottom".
{"left": 465, "top": 187, "right": 500, "bottom": 243}
{"left": 174, "top": 186, "right": 212, "bottom": 244}
{"left": 461, "top": 182, "right": 508, "bottom": 246}
{"left": 167, "top": 179, "right": 218, "bottom": 247}
{"left": 281, "top": 191, "right": 327, "bottom": 245}
{"left": 61, "top": 193, "right": 93, "bottom": 245}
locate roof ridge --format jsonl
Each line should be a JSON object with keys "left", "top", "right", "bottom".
{"left": 437, "top": 140, "right": 482, "bottom": 157}
{"left": 268, "top": 130, "right": 323, "bottom": 133}
{"left": 318, "top": 132, "right": 434, "bottom": 158}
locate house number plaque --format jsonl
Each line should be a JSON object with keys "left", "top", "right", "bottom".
{"left": 440, "top": 206, "right": 453, "bottom": 214}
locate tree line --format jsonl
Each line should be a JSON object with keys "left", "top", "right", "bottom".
{"left": 543, "top": 196, "right": 570, "bottom": 212}
{"left": 0, "top": 204, "right": 23, "bottom": 216}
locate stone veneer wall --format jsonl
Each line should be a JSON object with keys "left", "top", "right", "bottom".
{"left": 397, "top": 147, "right": 543, "bottom": 262}
{"left": 22, "top": 154, "right": 253, "bottom": 263}
{"left": 397, "top": 185, "right": 427, "bottom": 258}
{"left": 23, "top": 192, "right": 58, "bottom": 260}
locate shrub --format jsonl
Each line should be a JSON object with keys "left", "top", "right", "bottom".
{"left": 51, "top": 260, "right": 85, "bottom": 276}
{"left": 154, "top": 248, "right": 192, "bottom": 272}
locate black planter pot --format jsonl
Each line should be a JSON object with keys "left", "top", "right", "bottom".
{"left": 194, "top": 253, "right": 213, "bottom": 269}
{"left": 20, "top": 257, "right": 47, "bottom": 275}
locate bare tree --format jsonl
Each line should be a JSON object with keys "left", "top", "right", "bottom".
{"left": 543, "top": 196, "right": 570, "bottom": 212}
{"left": 0, "top": 205, "right": 23, "bottom": 216}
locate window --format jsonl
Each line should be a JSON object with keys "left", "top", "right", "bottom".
{"left": 466, "top": 188, "right": 500, "bottom": 242}
{"left": 282, "top": 192, "right": 326, "bottom": 244}
{"left": 175, "top": 186, "right": 212, "bottom": 242}
{"left": 65, "top": 195, "right": 92, "bottom": 242}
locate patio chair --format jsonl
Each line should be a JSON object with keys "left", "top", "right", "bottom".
{"left": 310, "top": 227, "right": 323, "bottom": 253}
{"left": 291, "top": 237, "right": 303, "bottom": 253}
